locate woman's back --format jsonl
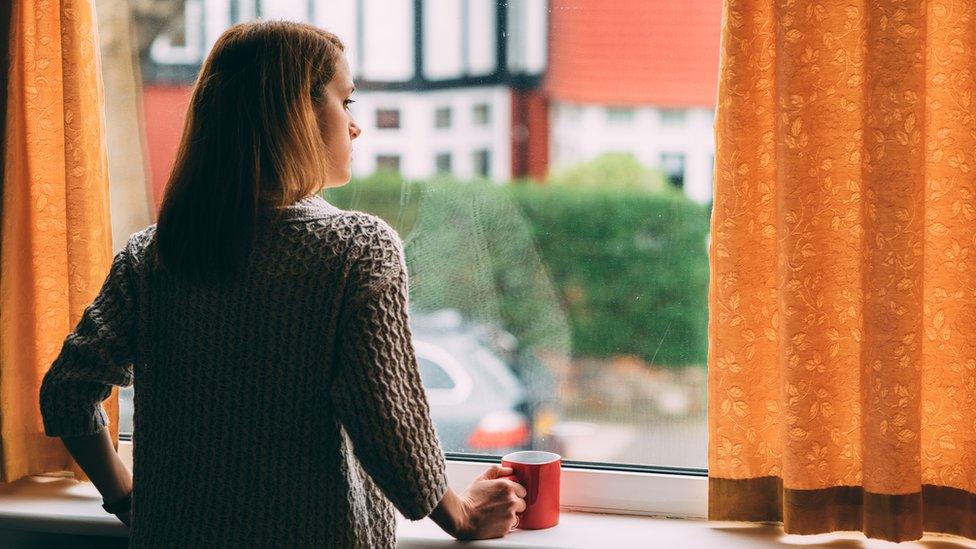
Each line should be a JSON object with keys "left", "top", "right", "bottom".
{"left": 108, "top": 195, "right": 446, "bottom": 547}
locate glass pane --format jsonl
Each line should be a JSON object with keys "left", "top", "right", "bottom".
{"left": 376, "top": 108, "right": 401, "bottom": 129}
{"left": 107, "top": 0, "right": 718, "bottom": 471}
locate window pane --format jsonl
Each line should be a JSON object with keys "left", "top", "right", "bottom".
{"left": 606, "top": 107, "right": 634, "bottom": 124}
{"left": 435, "top": 152, "right": 452, "bottom": 174}
{"left": 472, "top": 103, "right": 491, "bottom": 126}
{"left": 376, "top": 108, "right": 401, "bottom": 129}
{"left": 473, "top": 149, "right": 491, "bottom": 178}
{"left": 376, "top": 154, "right": 401, "bottom": 173}
{"left": 660, "top": 108, "right": 686, "bottom": 126}
{"left": 435, "top": 106, "right": 452, "bottom": 129}
{"left": 110, "top": 0, "right": 718, "bottom": 471}
{"left": 661, "top": 152, "right": 686, "bottom": 189}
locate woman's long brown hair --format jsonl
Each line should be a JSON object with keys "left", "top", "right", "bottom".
{"left": 155, "top": 21, "right": 344, "bottom": 283}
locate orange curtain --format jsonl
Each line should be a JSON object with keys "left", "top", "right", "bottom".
{"left": 709, "top": 0, "right": 976, "bottom": 542}
{"left": 1, "top": 0, "right": 116, "bottom": 483}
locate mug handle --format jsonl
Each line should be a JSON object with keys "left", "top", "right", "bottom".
{"left": 499, "top": 474, "right": 524, "bottom": 530}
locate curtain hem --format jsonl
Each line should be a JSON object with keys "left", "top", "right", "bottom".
{"left": 709, "top": 476, "right": 976, "bottom": 542}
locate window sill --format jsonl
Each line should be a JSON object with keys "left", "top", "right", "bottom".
{"left": 0, "top": 475, "right": 752, "bottom": 547}
{"left": 1, "top": 475, "right": 972, "bottom": 548}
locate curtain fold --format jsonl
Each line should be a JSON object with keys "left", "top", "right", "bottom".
{"left": 1, "top": 0, "right": 116, "bottom": 483}
{"left": 710, "top": 0, "right": 976, "bottom": 542}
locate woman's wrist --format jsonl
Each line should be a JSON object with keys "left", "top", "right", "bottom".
{"left": 429, "top": 488, "right": 470, "bottom": 539}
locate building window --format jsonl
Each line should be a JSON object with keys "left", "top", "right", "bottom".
{"left": 473, "top": 149, "right": 491, "bottom": 178}
{"left": 606, "top": 107, "right": 635, "bottom": 124}
{"left": 435, "top": 152, "right": 452, "bottom": 174}
{"left": 435, "top": 107, "right": 452, "bottom": 129}
{"left": 473, "top": 103, "right": 491, "bottom": 126}
{"left": 562, "top": 103, "right": 582, "bottom": 123}
{"left": 376, "top": 154, "right": 401, "bottom": 173}
{"left": 661, "top": 152, "right": 686, "bottom": 189}
{"left": 660, "top": 109, "right": 686, "bottom": 126}
{"left": 376, "top": 108, "right": 401, "bottom": 129}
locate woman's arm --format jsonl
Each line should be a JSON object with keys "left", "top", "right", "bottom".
{"left": 60, "top": 428, "right": 132, "bottom": 502}
{"left": 60, "top": 427, "right": 133, "bottom": 526}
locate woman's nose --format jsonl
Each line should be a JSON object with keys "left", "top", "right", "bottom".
{"left": 350, "top": 123, "right": 362, "bottom": 139}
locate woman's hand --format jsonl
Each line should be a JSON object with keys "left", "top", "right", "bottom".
{"left": 455, "top": 465, "right": 527, "bottom": 540}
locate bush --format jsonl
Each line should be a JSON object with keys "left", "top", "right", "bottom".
{"left": 324, "top": 171, "right": 708, "bottom": 368}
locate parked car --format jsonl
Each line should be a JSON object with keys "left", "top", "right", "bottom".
{"left": 410, "top": 309, "right": 563, "bottom": 455}
{"left": 119, "top": 308, "right": 563, "bottom": 456}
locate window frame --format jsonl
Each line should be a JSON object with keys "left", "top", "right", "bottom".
{"left": 113, "top": 440, "right": 706, "bottom": 518}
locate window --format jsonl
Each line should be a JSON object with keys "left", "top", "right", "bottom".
{"left": 660, "top": 109, "right": 686, "bottom": 126}
{"left": 418, "top": 357, "right": 456, "bottom": 390}
{"left": 376, "top": 154, "right": 401, "bottom": 173}
{"left": 473, "top": 149, "right": 491, "bottom": 178}
{"left": 435, "top": 106, "right": 452, "bottom": 129}
{"left": 376, "top": 108, "right": 401, "bottom": 129}
{"left": 435, "top": 152, "right": 452, "bottom": 174}
{"left": 472, "top": 103, "right": 491, "bottom": 126}
{"left": 661, "top": 152, "right": 686, "bottom": 189}
{"left": 105, "top": 0, "right": 718, "bottom": 519}
{"left": 606, "top": 107, "right": 635, "bottom": 124}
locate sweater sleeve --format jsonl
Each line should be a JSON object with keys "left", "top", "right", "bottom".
{"left": 39, "top": 243, "right": 137, "bottom": 438}
{"left": 330, "top": 219, "right": 449, "bottom": 520}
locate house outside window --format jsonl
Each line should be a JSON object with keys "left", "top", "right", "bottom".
{"left": 661, "top": 152, "right": 686, "bottom": 188}
{"left": 376, "top": 108, "right": 401, "bottom": 129}
{"left": 435, "top": 107, "right": 451, "bottom": 129}
{"left": 435, "top": 152, "right": 452, "bottom": 174}
{"left": 376, "top": 154, "right": 401, "bottom": 173}
{"left": 473, "top": 103, "right": 491, "bottom": 126}
{"left": 473, "top": 149, "right": 491, "bottom": 177}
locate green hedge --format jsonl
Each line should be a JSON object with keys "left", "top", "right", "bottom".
{"left": 324, "top": 172, "right": 709, "bottom": 367}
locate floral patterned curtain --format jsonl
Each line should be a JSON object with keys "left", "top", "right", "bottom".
{"left": 709, "top": 0, "right": 976, "bottom": 541}
{"left": 1, "top": 0, "right": 115, "bottom": 483}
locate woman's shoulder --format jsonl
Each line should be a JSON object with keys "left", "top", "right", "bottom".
{"left": 328, "top": 211, "right": 406, "bottom": 288}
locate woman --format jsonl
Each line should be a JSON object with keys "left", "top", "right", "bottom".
{"left": 38, "top": 20, "right": 525, "bottom": 548}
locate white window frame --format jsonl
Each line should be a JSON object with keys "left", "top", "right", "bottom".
{"left": 114, "top": 440, "right": 706, "bottom": 518}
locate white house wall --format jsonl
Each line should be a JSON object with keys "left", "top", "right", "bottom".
{"left": 551, "top": 103, "right": 715, "bottom": 204}
{"left": 350, "top": 87, "right": 512, "bottom": 183}
{"left": 424, "top": 0, "right": 463, "bottom": 79}
{"left": 467, "top": 0, "right": 497, "bottom": 75}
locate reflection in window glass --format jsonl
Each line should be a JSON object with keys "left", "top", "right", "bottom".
{"left": 109, "top": 0, "right": 718, "bottom": 471}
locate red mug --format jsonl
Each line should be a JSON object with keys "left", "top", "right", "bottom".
{"left": 500, "top": 451, "right": 561, "bottom": 530}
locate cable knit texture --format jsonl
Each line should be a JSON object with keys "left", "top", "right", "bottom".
{"left": 38, "top": 194, "right": 449, "bottom": 548}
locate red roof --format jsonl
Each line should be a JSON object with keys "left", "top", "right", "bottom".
{"left": 545, "top": 0, "right": 722, "bottom": 108}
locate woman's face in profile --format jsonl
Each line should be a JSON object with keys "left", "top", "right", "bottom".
{"left": 314, "top": 54, "right": 361, "bottom": 188}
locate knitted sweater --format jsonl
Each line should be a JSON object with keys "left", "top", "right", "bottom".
{"left": 38, "top": 194, "right": 449, "bottom": 548}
